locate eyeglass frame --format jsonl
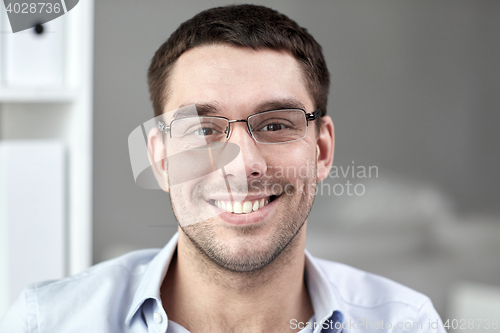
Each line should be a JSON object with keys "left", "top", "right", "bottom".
{"left": 157, "top": 108, "right": 322, "bottom": 149}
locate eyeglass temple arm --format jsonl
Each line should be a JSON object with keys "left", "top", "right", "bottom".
{"left": 158, "top": 122, "right": 169, "bottom": 134}
{"left": 306, "top": 108, "right": 322, "bottom": 122}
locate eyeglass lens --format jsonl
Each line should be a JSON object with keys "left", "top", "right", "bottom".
{"left": 170, "top": 109, "right": 307, "bottom": 150}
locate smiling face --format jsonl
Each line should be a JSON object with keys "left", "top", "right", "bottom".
{"left": 153, "top": 44, "right": 333, "bottom": 272}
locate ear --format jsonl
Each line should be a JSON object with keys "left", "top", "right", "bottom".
{"left": 147, "top": 127, "right": 169, "bottom": 192}
{"left": 316, "top": 116, "right": 335, "bottom": 182}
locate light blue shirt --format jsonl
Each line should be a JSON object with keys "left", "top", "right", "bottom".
{"left": 0, "top": 233, "right": 446, "bottom": 332}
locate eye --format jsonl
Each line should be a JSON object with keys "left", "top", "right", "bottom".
{"left": 193, "top": 127, "right": 221, "bottom": 136}
{"left": 259, "top": 122, "right": 288, "bottom": 132}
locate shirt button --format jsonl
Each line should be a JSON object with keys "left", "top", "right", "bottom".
{"left": 153, "top": 312, "right": 163, "bottom": 323}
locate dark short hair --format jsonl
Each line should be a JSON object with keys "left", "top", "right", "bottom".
{"left": 148, "top": 4, "right": 330, "bottom": 124}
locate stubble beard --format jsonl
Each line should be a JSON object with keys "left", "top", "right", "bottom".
{"left": 168, "top": 160, "right": 317, "bottom": 276}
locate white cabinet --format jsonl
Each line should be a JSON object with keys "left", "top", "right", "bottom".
{"left": 3, "top": 17, "right": 65, "bottom": 87}
{"left": 0, "top": 141, "right": 66, "bottom": 308}
{"left": 0, "top": 0, "right": 94, "bottom": 317}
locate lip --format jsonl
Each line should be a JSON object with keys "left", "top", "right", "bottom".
{"left": 207, "top": 194, "right": 280, "bottom": 226}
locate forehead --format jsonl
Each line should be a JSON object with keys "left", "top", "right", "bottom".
{"left": 164, "top": 45, "right": 313, "bottom": 116}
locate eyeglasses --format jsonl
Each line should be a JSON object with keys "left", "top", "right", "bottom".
{"left": 158, "top": 108, "right": 321, "bottom": 150}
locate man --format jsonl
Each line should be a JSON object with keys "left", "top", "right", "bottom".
{"left": 1, "top": 4, "right": 446, "bottom": 333}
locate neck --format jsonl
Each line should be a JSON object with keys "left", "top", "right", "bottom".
{"left": 161, "top": 223, "right": 313, "bottom": 333}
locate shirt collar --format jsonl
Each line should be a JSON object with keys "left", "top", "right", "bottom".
{"left": 125, "top": 232, "right": 179, "bottom": 325}
{"left": 304, "top": 249, "right": 345, "bottom": 332}
{"left": 125, "top": 233, "right": 344, "bottom": 329}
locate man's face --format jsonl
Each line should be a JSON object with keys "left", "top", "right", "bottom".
{"left": 162, "top": 45, "right": 326, "bottom": 272}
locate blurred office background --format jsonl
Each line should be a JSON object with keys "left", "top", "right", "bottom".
{"left": 1, "top": 0, "right": 499, "bottom": 326}
{"left": 0, "top": 0, "right": 93, "bottom": 318}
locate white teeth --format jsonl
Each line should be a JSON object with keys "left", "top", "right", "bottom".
{"left": 243, "top": 201, "right": 253, "bottom": 213}
{"left": 226, "top": 201, "right": 233, "bottom": 212}
{"left": 215, "top": 197, "right": 274, "bottom": 214}
{"left": 233, "top": 202, "right": 243, "bottom": 214}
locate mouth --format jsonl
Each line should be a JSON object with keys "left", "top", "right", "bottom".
{"left": 209, "top": 195, "right": 279, "bottom": 214}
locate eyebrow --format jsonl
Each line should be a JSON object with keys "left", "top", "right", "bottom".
{"left": 171, "top": 98, "right": 307, "bottom": 119}
{"left": 172, "top": 103, "right": 221, "bottom": 119}
{"left": 254, "top": 99, "right": 306, "bottom": 112}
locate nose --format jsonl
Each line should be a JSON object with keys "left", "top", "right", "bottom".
{"left": 222, "top": 122, "right": 267, "bottom": 179}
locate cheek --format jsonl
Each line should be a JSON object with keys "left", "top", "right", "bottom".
{"left": 265, "top": 144, "right": 316, "bottom": 179}
{"left": 164, "top": 139, "right": 177, "bottom": 157}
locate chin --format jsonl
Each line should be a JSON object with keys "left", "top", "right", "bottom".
{"left": 181, "top": 211, "right": 306, "bottom": 273}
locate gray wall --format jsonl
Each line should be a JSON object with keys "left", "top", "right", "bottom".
{"left": 93, "top": 0, "right": 500, "bottom": 315}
